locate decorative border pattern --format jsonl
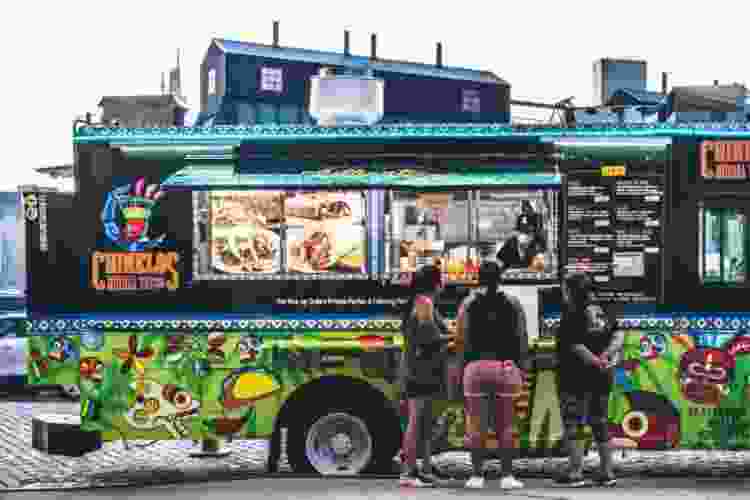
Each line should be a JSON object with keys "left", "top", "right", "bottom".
{"left": 4, "top": 313, "right": 750, "bottom": 336}
{"left": 74, "top": 123, "right": 750, "bottom": 144}
{"left": 542, "top": 315, "right": 750, "bottom": 331}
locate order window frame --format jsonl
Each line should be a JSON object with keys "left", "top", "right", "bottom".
{"left": 699, "top": 199, "right": 750, "bottom": 287}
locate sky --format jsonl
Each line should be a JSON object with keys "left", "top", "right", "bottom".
{"left": 1, "top": 0, "right": 747, "bottom": 188}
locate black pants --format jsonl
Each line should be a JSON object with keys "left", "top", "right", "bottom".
{"left": 559, "top": 389, "right": 610, "bottom": 444}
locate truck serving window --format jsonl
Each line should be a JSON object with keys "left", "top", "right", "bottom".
{"left": 195, "top": 190, "right": 367, "bottom": 278}
{"left": 388, "top": 191, "right": 474, "bottom": 282}
{"left": 700, "top": 206, "right": 746, "bottom": 285}
{"left": 385, "top": 188, "right": 559, "bottom": 283}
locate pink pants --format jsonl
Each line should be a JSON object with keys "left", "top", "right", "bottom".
{"left": 463, "top": 360, "right": 522, "bottom": 450}
{"left": 401, "top": 398, "right": 433, "bottom": 469}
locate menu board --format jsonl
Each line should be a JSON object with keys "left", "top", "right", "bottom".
{"left": 564, "top": 164, "right": 664, "bottom": 303}
{"left": 196, "top": 190, "right": 367, "bottom": 278}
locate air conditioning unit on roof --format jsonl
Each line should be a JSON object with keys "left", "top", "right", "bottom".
{"left": 309, "top": 67, "right": 384, "bottom": 126}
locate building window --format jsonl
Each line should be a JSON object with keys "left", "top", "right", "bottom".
{"left": 700, "top": 206, "right": 747, "bottom": 284}
{"left": 260, "top": 67, "right": 283, "bottom": 93}
{"left": 462, "top": 89, "right": 481, "bottom": 113}
{"left": 208, "top": 69, "right": 216, "bottom": 95}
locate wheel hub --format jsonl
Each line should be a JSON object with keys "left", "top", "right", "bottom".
{"left": 330, "top": 432, "right": 353, "bottom": 456}
{"left": 305, "top": 412, "right": 373, "bottom": 475}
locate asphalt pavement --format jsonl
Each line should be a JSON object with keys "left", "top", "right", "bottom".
{"left": 0, "top": 396, "right": 749, "bottom": 492}
{"left": 5, "top": 477, "right": 750, "bottom": 500}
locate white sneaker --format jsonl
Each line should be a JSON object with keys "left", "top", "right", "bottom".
{"left": 465, "top": 475, "right": 485, "bottom": 489}
{"left": 500, "top": 475, "right": 524, "bottom": 490}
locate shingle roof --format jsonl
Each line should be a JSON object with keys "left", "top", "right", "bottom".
{"left": 212, "top": 38, "right": 507, "bottom": 86}
{"left": 609, "top": 88, "right": 666, "bottom": 106}
{"left": 670, "top": 85, "right": 747, "bottom": 112}
{"left": 98, "top": 95, "right": 189, "bottom": 109}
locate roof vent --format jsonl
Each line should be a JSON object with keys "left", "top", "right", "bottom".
{"left": 273, "top": 21, "right": 279, "bottom": 48}
{"left": 436, "top": 42, "right": 443, "bottom": 67}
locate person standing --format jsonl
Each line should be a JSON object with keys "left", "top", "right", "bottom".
{"left": 555, "top": 273, "right": 624, "bottom": 487}
{"left": 454, "top": 261, "right": 529, "bottom": 490}
{"left": 399, "top": 265, "right": 452, "bottom": 487}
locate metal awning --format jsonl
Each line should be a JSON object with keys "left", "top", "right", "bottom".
{"left": 162, "top": 164, "right": 561, "bottom": 190}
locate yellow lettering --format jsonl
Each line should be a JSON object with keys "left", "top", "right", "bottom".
{"left": 91, "top": 252, "right": 107, "bottom": 290}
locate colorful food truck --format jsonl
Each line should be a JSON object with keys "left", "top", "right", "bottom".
{"left": 8, "top": 123, "right": 750, "bottom": 475}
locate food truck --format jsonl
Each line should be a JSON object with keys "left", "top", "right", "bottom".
{"left": 8, "top": 122, "right": 750, "bottom": 475}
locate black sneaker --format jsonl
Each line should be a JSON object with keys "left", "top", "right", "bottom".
{"left": 554, "top": 474, "right": 587, "bottom": 487}
{"left": 593, "top": 473, "right": 617, "bottom": 487}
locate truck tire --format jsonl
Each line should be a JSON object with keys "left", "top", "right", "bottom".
{"left": 287, "top": 402, "right": 400, "bottom": 476}
{"left": 32, "top": 413, "right": 101, "bottom": 457}
{"left": 59, "top": 384, "right": 81, "bottom": 400}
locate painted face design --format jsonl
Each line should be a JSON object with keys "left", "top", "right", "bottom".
{"left": 80, "top": 357, "right": 105, "bottom": 383}
{"left": 237, "top": 336, "right": 261, "bottom": 363}
{"left": 47, "top": 336, "right": 75, "bottom": 362}
{"left": 126, "top": 380, "right": 200, "bottom": 438}
{"left": 678, "top": 348, "right": 733, "bottom": 406}
{"left": 640, "top": 334, "right": 668, "bottom": 360}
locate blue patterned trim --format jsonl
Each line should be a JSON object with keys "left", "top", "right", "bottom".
{"left": 73, "top": 123, "right": 750, "bottom": 145}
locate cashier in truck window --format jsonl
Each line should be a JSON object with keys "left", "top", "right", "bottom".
{"left": 495, "top": 202, "right": 547, "bottom": 270}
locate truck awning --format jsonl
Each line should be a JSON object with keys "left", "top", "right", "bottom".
{"left": 161, "top": 164, "right": 561, "bottom": 190}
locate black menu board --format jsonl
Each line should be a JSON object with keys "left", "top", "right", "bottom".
{"left": 564, "top": 163, "right": 665, "bottom": 303}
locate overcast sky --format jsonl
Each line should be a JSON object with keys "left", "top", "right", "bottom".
{"left": 1, "top": 0, "right": 747, "bottom": 188}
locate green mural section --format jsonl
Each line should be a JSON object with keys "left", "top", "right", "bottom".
{"left": 24, "top": 328, "right": 750, "bottom": 451}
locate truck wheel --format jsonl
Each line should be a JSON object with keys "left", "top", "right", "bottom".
{"left": 59, "top": 384, "right": 80, "bottom": 400}
{"left": 287, "top": 404, "right": 400, "bottom": 475}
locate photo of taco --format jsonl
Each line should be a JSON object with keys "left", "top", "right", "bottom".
{"left": 288, "top": 226, "right": 365, "bottom": 273}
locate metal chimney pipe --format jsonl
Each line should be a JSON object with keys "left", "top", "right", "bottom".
{"left": 273, "top": 21, "right": 279, "bottom": 48}
{"left": 714, "top": 80, "right": 719, "bottom": 86}
{"left": 370, "top": 33, "right": 377, "bottom": 60}
{"left": 661, "top": 72, "right": 668, "bottom": 94}
{"left": 436, "top": 42, "right": 442, "bottom": 67}
{"left": 344, "top": 30, "right": 350, "bottom": 56}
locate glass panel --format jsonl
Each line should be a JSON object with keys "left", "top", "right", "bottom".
{"left": 477, "top": 190, "right": 558, "bottom": 277}
{"left": 202, "top": 190, "right": 367, "bottom": 277}
{"left": 285, "top": 191, "right": 367, "bottom": 274}
{"left": 703, "top": 208, "right": 721, "bottom": 282}
{"left": 207, "top": 191, "right": 284, "bottom": 274}
{"left": 389, "top": 191, "right": 475, "bottom": 281}
{"left": 722, "top": 209, "right": 746, "bottom": 283}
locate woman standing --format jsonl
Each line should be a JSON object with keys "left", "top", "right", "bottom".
{"left": 555, "top": 273, "right": 623, "bottom": 487}
{"left": 399, "top": 265, "right": 452, "bottom": 487}
{"left": 455, "top": 261, "right": 528, "bottom": 490}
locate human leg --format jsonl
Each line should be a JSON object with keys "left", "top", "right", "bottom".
{"left": 463, "top": 362, "right": 489, "bottom": 489}
{"left": 494, "top": 362, "right": 524, "bottom": 490}
{"left": 399, "top": 397, "right": 435, "bottom": 487}
{"left": 589, "top": 390, "right": 616, "bottom": 485}
{"left": 556, "top": 391, "right": 586, "bottom": 486}
{"left": 416, "top": 396, "right": 435, "bottom": 475}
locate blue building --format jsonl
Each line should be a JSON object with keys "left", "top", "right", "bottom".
{"left": 198, "top": 25, "right": 510, "bottom": 126}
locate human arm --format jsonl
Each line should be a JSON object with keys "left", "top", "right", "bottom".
{"left": 510, "top": 296, "right": 531, "bottom": 373}
{"left": 601, "top": 330, "right": 625, "bottom": 365}
{"left": 572, "top": 343, "right": 608, "bottom": 369}
{"left": 411, "top": 297, "right": 446, "bottom": 348}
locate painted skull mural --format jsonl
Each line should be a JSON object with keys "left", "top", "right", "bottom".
{"left": 125, "top": 379, "right": 200, "bottom": 438}
{"left": 679, "top": 348, "right": 734, "bottom": 406}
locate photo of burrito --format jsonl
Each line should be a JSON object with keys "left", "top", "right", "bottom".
{"left": 287, "top": 224, "right": 365, "bottom": 273}
{"left": 284, "top": 192, "right": 363, "bottom": 225}
{"left": 209, "top": 191, "right": 283, "bottom": 273}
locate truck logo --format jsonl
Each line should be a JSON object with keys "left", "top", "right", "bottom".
{"left": 102, "top": 177, "right": 166, "bottom": 251}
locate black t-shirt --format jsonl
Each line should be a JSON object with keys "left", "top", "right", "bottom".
{"left": 556, "top": 303, "right": 614, "bottom": 393}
